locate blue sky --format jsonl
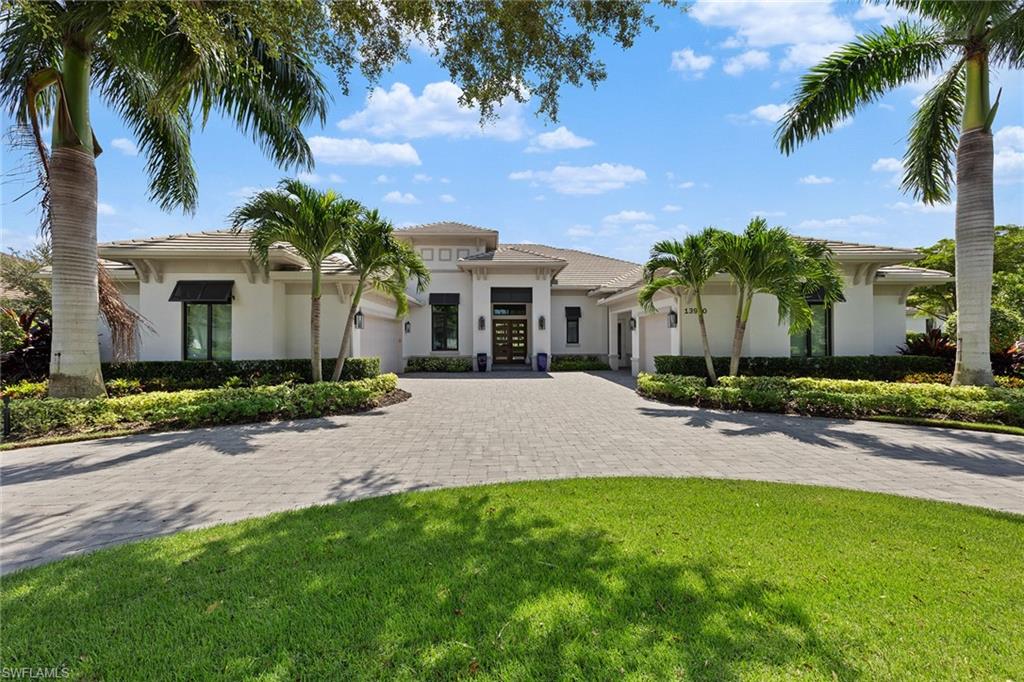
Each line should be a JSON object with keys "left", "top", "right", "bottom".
{"left": 3, "top": 0, "right": 1023, "bottom": 263}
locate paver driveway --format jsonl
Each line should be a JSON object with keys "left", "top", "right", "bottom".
{"left": 3, "top": 371, "right": 1022, "bottom": 573}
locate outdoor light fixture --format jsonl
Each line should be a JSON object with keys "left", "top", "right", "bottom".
{"left": 478, "top": 315, "right": 486, "bottom": 330}
{"left": 629, "top": 316, "right": 637, "bottom": 331}
{"left": 538, "top": 315, "right": 546, "bottom": 330}
{"left": 354, "top": 310, "right": 364, "bottom": 329}
{"left": 404, "top": 320, "right": 411, "bottom": 334}
{"left": 667, "top": 308, "right": 678, "bottom": 328}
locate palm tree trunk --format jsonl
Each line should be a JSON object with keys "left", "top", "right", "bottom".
{"left": 48, "top": 42, "right": 105, "bottom": 398}
{"left": 310, "top": 267, "right": 322, "bottom": 382}
{"left": 330, "top": 279, "right": 364, "bottom": 382}
{"left": 694, "top": 290, "right": 717, "bottom": 385}
{"left": 952, "top": 55, "right": 995, "bottom": 386}
{"left": 728, "top": 286, "right": 746, "bottom": 376}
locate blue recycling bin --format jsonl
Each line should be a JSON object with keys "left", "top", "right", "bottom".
{"left": 537, "top": 352, "right": 548, "bottom": 372}
{"left": 477, "top": 353, "right": 488, "bottom": 372}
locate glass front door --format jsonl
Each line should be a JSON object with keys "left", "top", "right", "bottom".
{"left": 493, "top": 319, "right": 528, "bottom": 364}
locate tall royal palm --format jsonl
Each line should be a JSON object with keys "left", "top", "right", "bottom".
{"left": 330, "top": 210, "right": 430, "bottom": 382}
{"left": 776, "top": 1, "right": 1024, "bottom": 386}
{"left": 716, "top": 218, "right": 844, "bottom": 377}
{"left": 639, "top": 230, "right": 722, "bottom": 384}
{"left": 231, "top": 180, "right": 362, "bottom": 382}
{"left": 0, "top": 2, "right": 326, "bottom": 397}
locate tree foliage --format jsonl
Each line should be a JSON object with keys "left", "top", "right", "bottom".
{"left": 0, "top": 244, "right": 52, "bottom": 314}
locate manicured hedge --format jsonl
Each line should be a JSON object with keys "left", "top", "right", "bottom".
{"left": 550, "top": 355, "right": 611, "bottom": 371}
{"left": 101, "top": 357, "right": 380, "bottom": 391}
{"left": 403, "top": 356, "right": 473, "bottom": 373}
{"left": 636, "top": 373, "right": 1024, "bottom": 427}
{"left": 7, "top": 374, "right": 398, "bottom": 441}
{"left": 901, "top": 372, "right": 1024, "bottom": 389}
{"left": 652, "top": 355, "right": 949, "bottom": 381}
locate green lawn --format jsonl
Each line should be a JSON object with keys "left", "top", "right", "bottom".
{"left": 3, "top": 478, "right": 1022, "bottom": 680}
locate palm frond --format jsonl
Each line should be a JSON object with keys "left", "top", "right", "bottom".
{"left": 987, "top": 2, "right": 1024, "bottom": 69}
{"left": 777, "top": 22, "right": 950, "bottom": 155}
{"left": 903, "top": 60, "right": 965, "bottom": 204}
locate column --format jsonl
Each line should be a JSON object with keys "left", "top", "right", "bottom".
{"left": 630, "top": 306, "right": 643, "bottom": 376}
{"left": 471, "top": 276, "right": 491, "bottom": 370}
{"left": 532, "top": 278, "right": 552, "bottom": 370}
{"left": 607, "top": 310, "right": 619, "bottom": 370}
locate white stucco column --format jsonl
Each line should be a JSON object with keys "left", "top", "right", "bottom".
{"left": 668, "top": 298, "right": 682, "bottom": 356}
{"left": 532, "top": 277, "right": 552, "bottom": 370}
{"left": 607, "top": 310, "right": 619, "bottom": 369}
{"left": 630, "top": 306, "right": 643, "bottom": 376}
{"left": 471, "top": 275, "right": 491, "bottom": 370}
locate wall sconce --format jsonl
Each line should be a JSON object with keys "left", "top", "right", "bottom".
{"left": 478, "top": 315, "right": 486, "bottom": 331}
{"left": 354, "top": 310, "right": 364, "bottom": 329}
{"left": 629, "top": 316, "right": 637, "bottom": 331}
{"left": 538, "top": 315, "right": 546, "bottom": 330}
{"left": 404, "top": 320, "right": 411, "bottom": 334}
{"left": 667, "top": 308, "right": 678, "bottom": 328}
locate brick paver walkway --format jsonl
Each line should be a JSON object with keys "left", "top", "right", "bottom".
{"left": 3, "top": 371, "right": 1022, "bottom": 573}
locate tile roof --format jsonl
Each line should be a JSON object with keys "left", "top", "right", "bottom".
{"left": 396, "top": 221, "right": 498, "bottom": 235}
{"left": 500, "top": 243, "right": 640, "bottom": 288}
{"left": 795, "top": 236, "right": 920, "bottom": 260}
{"left": 459, "top": 245, "right": 567, "bottom": 265}
{"left": 876, "top": 264, "right": 953, "bottom": 281}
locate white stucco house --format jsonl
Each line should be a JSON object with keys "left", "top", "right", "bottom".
{"left": 84, "top": 221, "right": 951, "bottom": 375}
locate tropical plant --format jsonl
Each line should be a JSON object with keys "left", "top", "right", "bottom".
{"left": 639, "top": 229, "right": 722, "bottom": 384}
{"left": 944, "top": 304, "right": 1024, "bottom": 354}
{"left": 1, "top": 2, "right": 328, "bottom": 397}
{"left": 231, "top": 180, "right": 362, "bottom": 382}
{"left": 714, "top": 218, "right": 844, "bottom": 377}
{"left": 2, "top": 1, "right": 664, "bottom": 398}
{"left": 899, "top": 329, "right": 957, "bottom": 360}
{"left": 0, "top": 307, "right": 52, "bottom": 382}
{"left": 330, "top": 210, "right": 430, "bottom": 382}
{"left": 776, "top": 2, "right": 1024, "bottom": 386}
{"left": 0, "top": 244, "right": 52, "bottom": 314}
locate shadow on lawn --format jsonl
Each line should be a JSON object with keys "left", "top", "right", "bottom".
{"left": 1, "top": 488, "right": 856, "bottom": 680}
{"left": 637, "top": 403, "right": 1024, "bottom": 478}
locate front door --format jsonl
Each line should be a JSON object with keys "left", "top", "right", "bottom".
{"left": 493, "top": 319, "right": 528, "bottom": 364}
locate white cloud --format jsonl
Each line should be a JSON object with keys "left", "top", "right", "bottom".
{"left": 797, "top": 214, "right": 883, "bottom": 230}
{"left": 751, "top": 210, "right": 786, "bottom": 217}
{"left": 723, "top": 50, "right": 770, "bottom": 76}
{"left": 737, "top": 103, "right": 789, "bottom": 124}
{"left": 309, "top": 137, "right": 421, "bottom": 166}
{"left": 438, "top": 194, "right": 456, "bottom": 203}
{"left": 678, "top": 180, "right": 696, "bottom": 189}
{"left": 230, "top": 185, "right": 273, "bottom": 199}
{"left": 509, "top": 163, "right": 646, "bottom": 195}
{"left": 780, "top": 42, "right": 843, "bottom": 70}
{"left": 439, "top": 177, "right": 451, "bottom": 184}
{"left": 889, "top": 201, "right": 954, "bottom": 214}
{"left": 328, "top": 173, "right": 345, "bottom": 183}
{"left": 854, "top": 2, "right": 910, "bottom": 26}
{"left": 799, "top": 174, "right": 834, "bottom": 185}
{"left": 871, "top": 156, "right": 904, "bottom": 185}
{"left": 525, "top": 126, "right": 595, "bottom": 152}
{"left": 413, "top": 173, "right": 432, "bottom": 183}
{"left": 376, "top": 174, "right": 393, "bottom": 183}
{"left": 97, "top": 202, "right": 116, "bottom": 216}
{"left": 662, "top": 204, "right": 682, "bottom": 212}
{"left": 382, "top": 191, "right": 419, "bottom": 205}
{"left": 110, "top": 138, "right": 137, "bottom": 156}
{"left": 603, "top": 210, "right": 656, "bottom": 225}
{"left": 995, "top": 125, "right": 1024, "bottom": 184}
{"left": 669, "top": 48, "right": 714, "bottom": 77}
{"left": 692, "top": 0, "right": 854, "bottom": 48}
{"left": 567, "top": 225, "right": 594, "bottom": 238}
{"left": 338, "top": 81, "right": 527, "bottom": 141}
{"left": 632, "top": 223, "right": 659, "bottom": 233}
{"left": 297, "top": 172, "right": 321, "bottom": 183}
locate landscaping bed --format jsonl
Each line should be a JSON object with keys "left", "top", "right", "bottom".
{"left": 637, "top": 373, "right": 1024, "bottom": 429}
{"left": 403, "top": 356, "right": 474, "bottom": 372}
{"left": 1, "top": 478, "right": 1020, "bottom": 679}
{"left": 549, "top": 354, "right": 611, "bottom": 371}
{"left": 653, "top": 354, "right": 950, "bottom": 381}
{"left": 3, "top": 374, "right": 401, "bottom": 447}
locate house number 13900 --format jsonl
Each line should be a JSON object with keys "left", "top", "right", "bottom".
{"left": 683, "top": 307, "right": 707, "bottom": 314}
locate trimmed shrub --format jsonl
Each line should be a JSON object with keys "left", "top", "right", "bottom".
{"left": 403, "top": 356, "right": 473, "bottom": 373}
{"left": 7, "top": 374, "right": 398, "bottom": 441}
{"left": 637, "top": 373, "right": 1024, "bottom": 427}
{"left": 1, "top": 380, "right": 47, "bottom": 400}
{"left": 101, "top": 357, "right": 380, "bottom": 390}
{"left": 900, "top": 372, "right": 1024, "bottom": 390}
{"left": 945, "top": 304, "right": 1024, "bottom": 353}
{"left": 550, "top": 355, "right": 610, "bottom": 371}
{"left": 652, "top": 355, "right": 949, "bottom": 381}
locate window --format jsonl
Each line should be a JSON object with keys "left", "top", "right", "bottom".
{"left": 439, "top": 248, "right": 452, "bottom": 261}
{"left": 493, "top": 304, "right": 526, "bottom": 316}
{"left": 565, "top": 306, "right": 581, "bottom": 345}
{"left": 790, "top": 304, "right": 831, "bottom": 358}
{"left": 432, "top": 304, "right": 459, "bottom": 351}
{"left": 184, "top": 303, "right": 232, "bottom": 360}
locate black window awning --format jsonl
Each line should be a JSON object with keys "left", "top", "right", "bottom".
{"left": 565, "top": 306, "right": 582, "bottom": 320}
{"left": 168, "top": 280, "right": 234, "bottom": 303}
{"left": 806, "top": 287, "right": 846, "bottom": 304}
{"left": 491, "top": 287, "right": 533, "bottom": 303}
{"left": 429, "top": 293, "right": 460, "bottom": 305}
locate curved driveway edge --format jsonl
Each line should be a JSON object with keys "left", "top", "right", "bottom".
{"left": 2, "top": 371, "right": 1022, "bottom": 573}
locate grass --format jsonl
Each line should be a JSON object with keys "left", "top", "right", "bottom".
{"left": 2, "top": 478, "right": 1022, "bottom": 680}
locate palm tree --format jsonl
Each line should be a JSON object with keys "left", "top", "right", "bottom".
{"left": 775, "top": 1, "right": 1024, "bottom": 386}
{"left": 715, "top": 218, "right": 844, "bottom": 377}
{"left": 330, "top": 210, "right": 430, "bottom": 382}
{"left": 638, "top": 230, "right": 722, "bottom": 384}
{"left": 230, "top": 180, "right": 362, "bottom": 382}
{"left": 1, "top": 3, "right": 326, "bottom": 397}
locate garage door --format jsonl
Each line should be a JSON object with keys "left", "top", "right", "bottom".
{"left": 641, "top": 314, "right": 671, "bottom": 373}
{"left": 361, "top": 316, "right": 402, "bottom": 373}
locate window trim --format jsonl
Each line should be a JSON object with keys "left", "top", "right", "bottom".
{"left": 431, "top": 303, "right": 459, "bottom": 352}
{"left": 791, "top": 303, "right": 833, "bottom": 358}
{"left": 182, "top": 302, "right": 231, "bottom": 361}
{"left": 566, "top": 317, "right": 580, "bottom": 345}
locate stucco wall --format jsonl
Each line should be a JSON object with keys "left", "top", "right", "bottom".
{"left": 873, "top": 290, "right": 909, "bottom": 355}
{"left": 550, "top": 292, "right": 607, "bottom": 356}
{"left": 283, "top": 285, "right": 351, "bottom": 360}
{"left": 404, "top": 269, "right": 474, "bottom": 358}
{"left": 98, "top": 282, "right": 139, "bottom": 362}
{"left": 832, "top": 272, "right": 875, "bottom": 356}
